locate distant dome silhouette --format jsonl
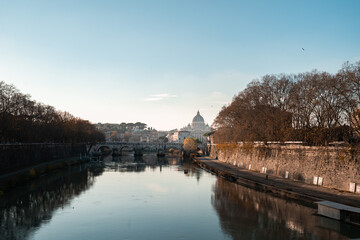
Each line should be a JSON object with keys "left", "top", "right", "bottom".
{"left": 174, "top": 110, "right": 211, "bottom": 143}
{"left": 192, "top": 110, "right": 205, "bottom": 124}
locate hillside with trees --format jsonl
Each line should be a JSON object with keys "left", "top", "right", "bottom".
{"left": 0, "top": 81, "right": 104, "bottom": 143}
{"left": 213, "top": 61, "right": 360, "bottom": 145}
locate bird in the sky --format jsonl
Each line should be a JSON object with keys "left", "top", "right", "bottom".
{"left": 302, "top": 48, "right": 305, "bottom": 51}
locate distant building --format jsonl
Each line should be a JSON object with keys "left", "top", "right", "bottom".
{"left": 157, "top": 131, "right": 169, "bottom": 138}
{"left": 172, "top": 130, "right": 191, "bottom": 143}
{"left": 97, "top": 123, "right": 160, "bottom": 143}
{"left": 128, "top": 129, "right": 159, "bottom": 143}
{"left": 166, "top": 129, "right": 178, "bottom": 143}
{"left": 169, "top": 110, "right": 211, "bottom": 143}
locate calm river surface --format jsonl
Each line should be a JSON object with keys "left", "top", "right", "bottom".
{"left": 1, "top": 154, "right": 360, "bottom": 240}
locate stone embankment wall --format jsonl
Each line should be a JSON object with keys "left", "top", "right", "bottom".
{"left": 210, "top": 143, "right": 360, "bottom": 192}
{"left": 0, "top": 144, "right": 86, "bottom": 174}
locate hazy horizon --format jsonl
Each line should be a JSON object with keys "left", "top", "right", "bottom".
{"left": 1, "top": 0, "right": 359, "bottom": 130}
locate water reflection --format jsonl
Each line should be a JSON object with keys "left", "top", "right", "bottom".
{"left": 0, "top": 165, "right": 101, "bottom": 240}
{"left": 102, "top": 153, "right": 198, "bottom": 175}
{"left": 2, "top": 154, "right": 359, "bottom": 240}
{"left": 212, "top": 178, "right": 360, "bottom": 240}
{"left": 0, "top": 154, "right": 199, "bottom": 240}
{"left": 109, "top": 153, "right": 203, "bottom": 181}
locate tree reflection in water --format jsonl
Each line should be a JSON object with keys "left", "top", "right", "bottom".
{"left": 4, "top": 156, "right": 358, "bottom": 240}
{"left": 212, "top": 178, "right": 360, "bottom": 240}
{"left": 0, "top": 154, "right": 199, "bottom": 240}
{"left": 0, "top": 165, "right": 102, "bottom": 240}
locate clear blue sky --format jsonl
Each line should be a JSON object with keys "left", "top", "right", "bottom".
{"left": 1, "top": 0, "right": 359, "bottom": 130}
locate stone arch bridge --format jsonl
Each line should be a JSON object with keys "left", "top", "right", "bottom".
{"left": 87, "top": 142, "right": 184, "bottom": 156}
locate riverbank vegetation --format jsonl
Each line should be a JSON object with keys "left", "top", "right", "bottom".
{"left": 214, "top": 61, "right": 360, "bottom": 145}
{"left": 0, "top": 81, "right": 104, "bottom": 143}
{"left": 183, "top": 138, "right": 199, "bottom": 158}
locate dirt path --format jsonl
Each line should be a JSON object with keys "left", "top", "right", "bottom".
{"left": 195, "top": 157, "right": 360, "bottom": 208}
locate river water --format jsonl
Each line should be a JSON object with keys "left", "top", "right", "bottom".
{"left": 1, "top": 154, "right": 360, "bottom": 240}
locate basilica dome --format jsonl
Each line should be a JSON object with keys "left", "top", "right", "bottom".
{"left": 191, "top": 110, "right": 206, "bottom": 129}
{"left": 192, "top": 110, "right": 205, "bottom": 124}
{"left": 176, "top": 110, "right": 211, "bottom": 143}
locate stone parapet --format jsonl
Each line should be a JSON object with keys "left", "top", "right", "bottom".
{"left": 210, "top": 143, "right": 360, "bottom": 192}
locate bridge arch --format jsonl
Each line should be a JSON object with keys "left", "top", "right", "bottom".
{"left": 119, "top": 146, "right": 135, "bottom": 155}
{"left": 92, "top": 145, "right": 112, "bottom": 154}
{"left": 142, "top": 146, "right": 151, "bottom": 151}
{"left": 98, "top": 145, "right": 111, "bottom": 152}
{"left": 88, "top": 142, "right": 184, "bottom": 157}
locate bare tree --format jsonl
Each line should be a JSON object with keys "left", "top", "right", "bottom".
{"left": 0, "top": 81, "right": 104, "bottom": 143}
{"left": 213, "top": 61, "right": 360, "bottom": 145}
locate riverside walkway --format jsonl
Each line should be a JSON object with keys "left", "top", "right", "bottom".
{"left": 194, "top": 157, "right": 360, "bottom": 208}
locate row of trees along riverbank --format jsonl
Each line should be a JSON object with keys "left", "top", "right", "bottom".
{"left": 214, "top": 61, "right": 360, "bottom": 145}
{"left": 0, "top": 81, "right": 105, "bottom": 143}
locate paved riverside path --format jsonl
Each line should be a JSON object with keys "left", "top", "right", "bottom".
{"left": 195, "top": 157, "right": 360, "bottom": 208}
